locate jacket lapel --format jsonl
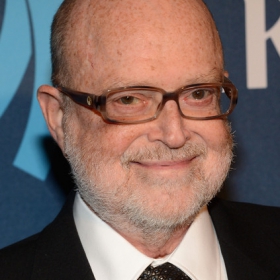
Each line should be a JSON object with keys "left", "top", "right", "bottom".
{"left": 30, "top": 192, "right": 95, "bottom": 280}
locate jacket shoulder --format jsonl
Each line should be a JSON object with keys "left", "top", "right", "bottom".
{"left": 0, "top": 192, "right": 94, "bottom": 280}
{"left": 208, "top": 198, "right": 280, "bottom": 279}
{"left": 0, "top": 233, "right": 40, "bottom": 278}
{"left": 209, "top": 198, "right": 280, "bottom": 232}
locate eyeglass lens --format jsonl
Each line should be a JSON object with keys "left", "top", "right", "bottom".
{"left": 105, "top": 86, "right": 231, "bottom": 122}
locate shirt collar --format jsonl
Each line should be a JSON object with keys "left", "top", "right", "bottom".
{"left": 73, "top": 193, "right": 227, "bottom": 280}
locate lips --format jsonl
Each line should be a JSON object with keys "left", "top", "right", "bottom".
{"left": 121, "top": 142, "right": 207, "bottom": 171}
{"left": 131, "top": 156, "right": 197, "bottom": 170}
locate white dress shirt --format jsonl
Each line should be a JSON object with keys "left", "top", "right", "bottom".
{"left": 73, "top": 193, "right": 228, "bottom": 280}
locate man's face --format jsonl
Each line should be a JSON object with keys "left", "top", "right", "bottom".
{"left": 63, "top": 0, "right": 233, "bottom": 234}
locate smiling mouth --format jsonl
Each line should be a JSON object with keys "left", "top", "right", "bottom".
{"left": 131, "top": 156, "right": 197, "bottom": 170}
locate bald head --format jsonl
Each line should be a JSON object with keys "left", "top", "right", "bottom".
{"left": 51, "top": 0, "right": 223, "bottom": 90}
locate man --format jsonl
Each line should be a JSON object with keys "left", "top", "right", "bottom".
{"left": 1, "top": 0, "right": 280, "bottom": 279}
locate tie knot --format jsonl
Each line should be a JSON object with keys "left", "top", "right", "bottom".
{"left": 138, "top": 262, "right": 191, "bottom": 280}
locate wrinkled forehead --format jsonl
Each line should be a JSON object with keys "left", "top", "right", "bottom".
{"left": 66, "top": 0, "right": 223, "bottom": 90}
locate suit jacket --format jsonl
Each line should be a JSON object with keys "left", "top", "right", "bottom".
{"left": 1, "top": 192, "right": 280, "bottom": 280}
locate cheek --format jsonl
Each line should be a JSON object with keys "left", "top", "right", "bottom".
{"left": 73, "top": 107, "right": 144, "bottom": 159}
{"left": 200, "top": 120, "right": 232, "bottom": 169}
{"left": 189, "top": 119, "right": 232, "bottom": 169}
{"left": 192, "top": 120, "right": 231, "bottom": 151}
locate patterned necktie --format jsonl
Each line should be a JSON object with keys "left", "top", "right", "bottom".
{"left": 138, "top": 262, "right": 191, "bottom": 280}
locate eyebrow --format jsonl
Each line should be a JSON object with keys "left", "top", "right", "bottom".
{"left": 188, "top": 69, "right": 223, "bottom": 84}
{"left": 103, "top": 68, "right": 223, "bottom": 92}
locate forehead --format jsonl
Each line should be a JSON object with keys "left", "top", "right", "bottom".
{"left": 67, "top": 0, "right": 223, "bottom": 91}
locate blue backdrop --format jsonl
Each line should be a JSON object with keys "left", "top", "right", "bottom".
{"left": 0, "top": 0, "right": 279, "bottom": 249}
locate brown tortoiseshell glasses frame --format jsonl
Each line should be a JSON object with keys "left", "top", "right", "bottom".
{"left": 55, "top": 76, "right": 238, "bottom": 124}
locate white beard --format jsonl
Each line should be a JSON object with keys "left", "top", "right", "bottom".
{"left": 64, "top": 117, "right": 233, "bottom": 243}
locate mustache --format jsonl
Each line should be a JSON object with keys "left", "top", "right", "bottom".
{"left": 121, "top": 142, "right": 207, "bottom": 166}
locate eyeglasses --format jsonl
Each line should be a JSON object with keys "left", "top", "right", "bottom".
{"left": 56, "top": 77, "right": 238, "bottom": 124}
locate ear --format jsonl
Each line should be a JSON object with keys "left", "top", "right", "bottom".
{"left": 37, "top": 85, "right": 65, "bottom": 152}
{"left": 224, "top": 70, "right": 229, "bottom": 78}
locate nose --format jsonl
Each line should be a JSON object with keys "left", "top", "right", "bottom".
{"left": 147, "top": 100, "right": 191, "bottom": 148}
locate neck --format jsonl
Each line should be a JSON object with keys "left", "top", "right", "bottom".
{"left": 109, "top": 221, "right": 191, "bottom": 258}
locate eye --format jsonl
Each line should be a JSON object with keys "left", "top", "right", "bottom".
{"left": 180, "top": 87, "right": 217, "bottom": 108}
{"left": 109, "top": 91, "right": 153, "bottom": 106}
{"left": 119, "top": 95, "right": 140, "bottom": 105}
{"left": 191, "top": 89, "right": 210, "bottom": 100}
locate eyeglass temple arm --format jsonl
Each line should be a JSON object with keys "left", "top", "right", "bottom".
{"left": 55, "top": 86, "right": 100, "bottom": 110}
{"left": 222, "top": 77, "right": 238, "bottom": 104}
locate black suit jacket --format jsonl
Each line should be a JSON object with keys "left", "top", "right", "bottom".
{"left": 1, "top": 192, "right": 280, "bottom": 280}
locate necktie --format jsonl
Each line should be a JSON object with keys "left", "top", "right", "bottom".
{"left": 138, "top": 262, "right": 191, "bottom": 280}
